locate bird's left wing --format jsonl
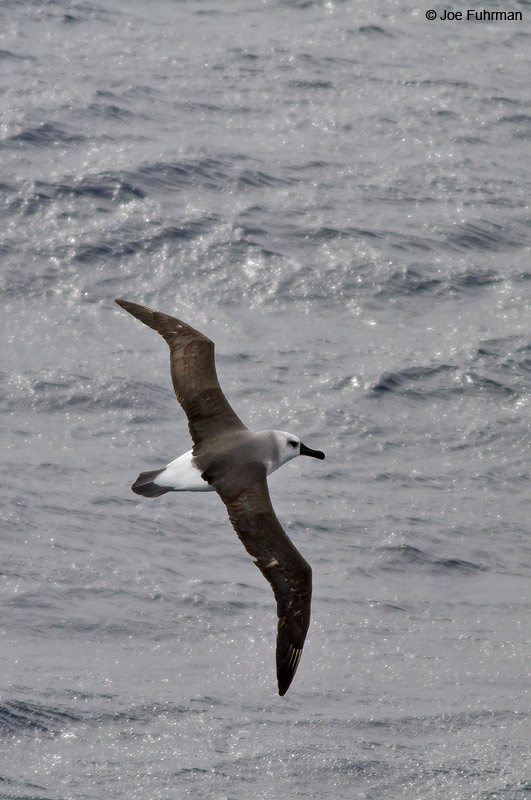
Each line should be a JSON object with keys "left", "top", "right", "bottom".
{"left": 115, "top": 300, "right": 246, "bottom": 445}
{"left": 213, "top": 475, "right": 312, "bottom": 696}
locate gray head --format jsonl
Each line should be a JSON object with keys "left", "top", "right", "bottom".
{"left": 271, "top": 430, "right": 326, "bottom": 469}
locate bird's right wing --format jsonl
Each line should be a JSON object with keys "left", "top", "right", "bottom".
{"left": 213, "top": 475, "right": 312, "bottom": 696}
{"left": 115, "top": 300, "right": 246, "bottom": 445}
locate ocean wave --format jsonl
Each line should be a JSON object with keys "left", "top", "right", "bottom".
{"left": 134, "top": 157, "right": 237, "bottom": 193}
{"left": 4, "top": 121, "right": 85, "bottom": 148}
{"left": 1, "top": 154, "right": 293, "bottom": 214}
{"left": 375, "top": 267, "right": 443, "bottom": 298}
{"left": 375, "top": 263, "right": 528, "bottom": 301}
{"left": 291, "top": 225, "right": 380, "bottom": 244}
{"left": 237, "top": 168, "right": 296, "bottom": 189}
{"left": 371, "top": 365, "right": 516, "bottom": 398}
{"left": 499, "top": 114, "right": 531, "bottom": 139}
{"left": 287, "top": 79, "right": 334, "bottom": 90}
{"left": 72, "top": 215, "right": 221, "bottom": 263}
{"left": 84, "top": 102, "right": 135, "bottom": 121}
{"left": 4, "top": 174, "right": 145, "bottom": 219}
{"left": 475, "top": 335, "right": 531, "bottom": 379}
{"left": 380, "top": 545, "right": 485, "bottom": 574}
{"left": 132, "top": 156, "right": 297, "bottom": 194}
{"left": 0, "top": 49, "right": 37, "bottom": 61}
{"left": 358, "top": 25, "right": 392, "bottom": 37}
{"left": 2, "top": 372, "right": 173, "bottom": 415}
{"left": 0, "top": 697, "right": 190, "bottom": 736}
{"left": 0, "top": 699, "right": 82, "bottom": 735}
{"left": 443, "top": 219, "right": 530, "bottom": 253}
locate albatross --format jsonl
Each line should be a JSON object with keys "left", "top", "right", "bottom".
{"left": 115, "top": 299, "right": 325, "bottom": 695}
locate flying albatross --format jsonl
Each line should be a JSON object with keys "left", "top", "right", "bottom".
{"left": 115, "top": 299, "right": 325, "bottom": 695}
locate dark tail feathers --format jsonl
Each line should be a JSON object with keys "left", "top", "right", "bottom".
{"left": 132, "top": 469, "right": 172, "bottom": 497}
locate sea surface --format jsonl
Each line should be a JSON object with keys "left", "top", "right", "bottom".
{"left": 1, "top": 1, "right": 530, "bottom": 798}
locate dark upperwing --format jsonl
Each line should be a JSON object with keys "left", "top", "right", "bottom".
{"left": 210, "top": 472, "right": 312, "bottom": 696}
{"left": 115, "top": 300, "right": 246, "bottom": 445}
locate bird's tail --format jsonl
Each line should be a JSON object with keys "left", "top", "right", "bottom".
{"left": 131, "top": 469, "right": 172, "bottom": 497}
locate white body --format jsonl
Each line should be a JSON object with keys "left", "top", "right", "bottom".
{"left": 156, "top": 449, "right": 214, "bottom": 492}
{"left": 152, "top": 431, "right": 301, "bottom": 493}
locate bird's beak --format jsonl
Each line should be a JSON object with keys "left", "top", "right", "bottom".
{"left": 299, "top": 442, "right": 325, "bottom": 460}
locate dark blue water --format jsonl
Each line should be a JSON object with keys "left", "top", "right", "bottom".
{"left": 1, "top": 1, "right": 530, "bottom": 798}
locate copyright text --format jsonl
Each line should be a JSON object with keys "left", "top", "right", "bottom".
{"left": 426, "top": 9, "right": 523, "bottom": 21}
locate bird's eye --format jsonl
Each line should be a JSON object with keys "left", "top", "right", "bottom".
{"left": 288, "top": 440, "right": 298, "bottom": 448}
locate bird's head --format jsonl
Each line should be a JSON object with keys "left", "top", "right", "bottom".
{"left": 273, "top": 431, "right": 326, "bottom": 466}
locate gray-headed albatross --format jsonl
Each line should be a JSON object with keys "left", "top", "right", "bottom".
{"left": 115, "top": 299, "right": 325, "bottom": 695}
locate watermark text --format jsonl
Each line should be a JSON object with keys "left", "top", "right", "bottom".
{"left": 426, "top": 9, "right": 523, "bottom": 21}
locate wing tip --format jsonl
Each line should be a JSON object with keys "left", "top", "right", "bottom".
{"left": 277, "top": 672, "right": 296, "bottom": 696}
{"left": 115, "top": 298, "right": 144, "bottom": 313}
{"left": 115, "top": 298, "right": 143, "bottom": 316}
{"left": 115, "top": 299, "right": 212, "bottom": 345}
{"left": 277, "top": 645, "right": 303, "bottom": 696}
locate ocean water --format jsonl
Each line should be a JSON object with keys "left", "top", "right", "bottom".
{"left": 1, "top": 0, "right": 530, "bottom": 797}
